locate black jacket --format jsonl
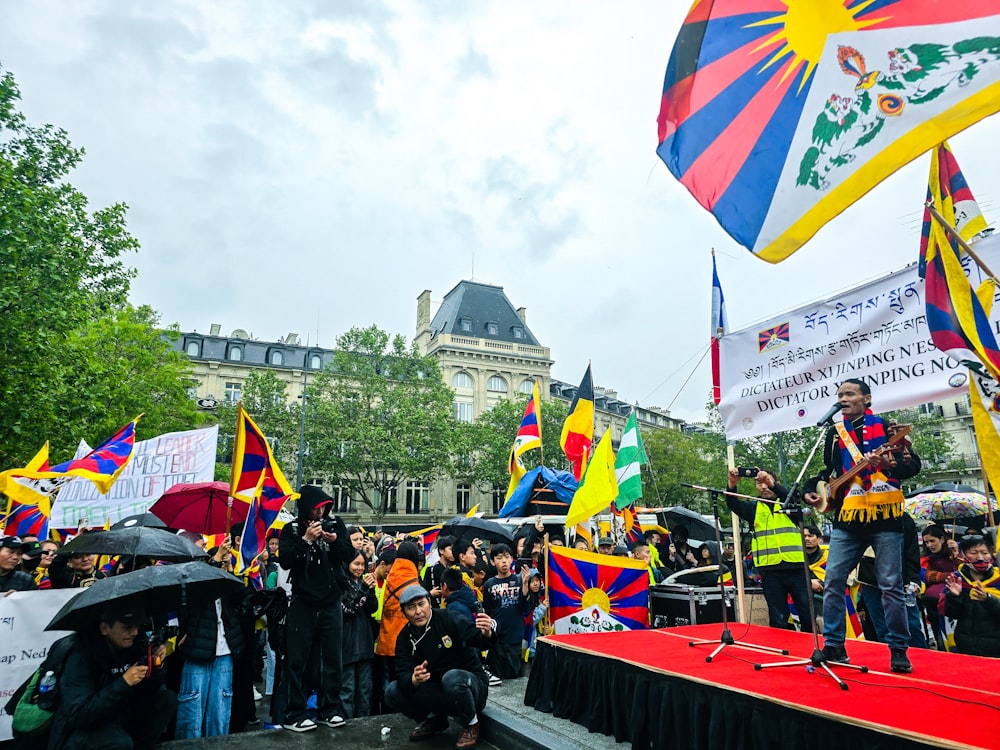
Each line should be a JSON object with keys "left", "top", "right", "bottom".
{"left": 177, "top": 595, "right": 245, "bottom": 664}
{"left": 394, "top": 608, "right": 492, "bottom": 694}
{"left": 341, "top": 578, "right": 378, "bottom": 665}
{"left": 0, "top": 568, "right": 36, "bottom": 592}
{"left": 48, "top": 630, "right": 167, "bottom": 750}
{"left": 444, "top": 585, "right": 479, "bottom": 624}
{"left": 944, "top": 564, "right": 1000, "bottom": 657}
{"left": 278, "top": 504, "right": 354, "bottom": 607}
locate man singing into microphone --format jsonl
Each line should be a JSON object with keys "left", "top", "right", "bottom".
{"left": 804, "top": 379, "right": 921, "bottom": 673}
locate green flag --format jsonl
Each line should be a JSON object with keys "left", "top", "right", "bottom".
{"left": 614, "top": 413, "right": 647, "bottom": 510}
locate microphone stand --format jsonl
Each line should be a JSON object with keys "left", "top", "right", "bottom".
{"left": 679, "top": 484, "right": 788, "bottom": 662}
{"left": 751, "top": 414, "right": 869, "bottom": 689}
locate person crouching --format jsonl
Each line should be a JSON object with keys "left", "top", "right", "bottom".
{"left": 385, "top": 585, "right": 496, "bottom": 749}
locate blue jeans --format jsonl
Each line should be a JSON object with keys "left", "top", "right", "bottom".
{"left": 175, "top": 654, "right": 233, "bottom": 738}
{"left": 822, "top": 529, "right": 910, "bottom": 650}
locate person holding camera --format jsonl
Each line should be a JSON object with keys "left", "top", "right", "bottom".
{"left": 277, "top": 485, "right": 356, "bottom": 733}
{"left": 385, "top": 585, "right": 496, "bottom": 748}
{"left": 726, "top": 466, "right": 812, "bottom": 631}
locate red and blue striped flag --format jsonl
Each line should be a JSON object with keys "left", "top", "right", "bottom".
{"left": 919, "top": 142, "right": 1000, "bottom": 380}
{"left": 547, "top": 545, "right": 649, "bottom": 632}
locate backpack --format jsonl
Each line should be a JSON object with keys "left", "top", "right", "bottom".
{"left": 5, "top": 633, "right": 77, "bottom": 739}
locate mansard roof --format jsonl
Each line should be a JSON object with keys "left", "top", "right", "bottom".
{"left": 429, "top": 280, "right": 539, "bottom": 346}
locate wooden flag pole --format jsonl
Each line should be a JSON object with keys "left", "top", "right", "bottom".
{"left": 537, "top": 380, "right": 546, "bottom": 469}
{"left": 925, "top": 202, "right": 999, "bottom": 283}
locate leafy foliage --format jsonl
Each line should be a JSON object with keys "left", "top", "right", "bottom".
{"left": 306, "top": 326, "right": 458, "bottom": 520}
{"left": 0, "top": 68, "right": 201, "bottom": 466}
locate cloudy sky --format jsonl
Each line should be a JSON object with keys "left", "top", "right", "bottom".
{"left": 3, "top": 2, "right": 998, "bottom": 423}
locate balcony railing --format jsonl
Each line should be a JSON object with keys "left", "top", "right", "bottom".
{"left": 428, "top": 333, "right": 551, "bottom": 360}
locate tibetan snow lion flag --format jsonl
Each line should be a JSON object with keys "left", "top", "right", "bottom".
{"left": 657, "top": 2, "right": 1000, "bottom": 263}
{"left": 547, "top": 545, "right": 649, "bottom": 634}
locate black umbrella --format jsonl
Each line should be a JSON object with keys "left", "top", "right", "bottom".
{"left": 111, "top": 512, "right": 169, "bottom": 530}
{"left": 441, "top": 516, "right": 515, "bottom": 545}
{"left": 657, "top": 506, "right": 719, "bottom": 543}
{"left": 58, "top": 527, "right": 207, "bottom": 562}
{"left": 46, "top": 562, "right": 244, "bottom": 631}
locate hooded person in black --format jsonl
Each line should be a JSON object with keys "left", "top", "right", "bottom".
{"left": 277, "top": 485, "right": 355, "bottom": 732}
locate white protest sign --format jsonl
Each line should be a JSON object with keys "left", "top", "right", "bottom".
{"left": 51, "top": 425, "right": 218, "bottom": 527}
{"left": 718, "top": 235, "right": 1000, "bottom": 439}
{"left": 0, "top": 589, "right": 81, "bottom": 741}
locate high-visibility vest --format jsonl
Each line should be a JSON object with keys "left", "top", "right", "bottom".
{"left": 751, "top": 501, "right": 803, "bottom": 568}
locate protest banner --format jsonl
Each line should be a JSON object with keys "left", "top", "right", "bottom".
{"left": 718, "top": 236, "right": 1000, "bottom": 439}
{"left": 51, "top": 425, "right": 218, "bottom": 527}
{"left": 0, "top": 589, "right": 81, "bottom": 741}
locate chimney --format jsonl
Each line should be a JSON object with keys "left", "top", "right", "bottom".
{"left": 415, "top": 290, "right": 433, "bottom": 354}
{"left": 516, "top": 306, "right": 526, "bottom": 323}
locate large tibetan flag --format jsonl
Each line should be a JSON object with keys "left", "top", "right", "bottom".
{"left": 231, "top": 405, "right": 297, "bottom": 507}
{"left": 710, "top": 252, "right": 727, "bottom": 405}
{"left": 560, "top": 365, "right": 594, "bottom": 480}
{"left": 657, "top": 2, "right": 1000, "bottom": 263}
{"left": 237, "top": 472, "right": 284, "bottom": 576}
{"left": 547, "top": 545, "right": 649, "bottom": 634}
{"left": 506, "top": 382, "right": 543, "bottom": 499}
{"left": 614, "top": 413, "right": 648, "bottom": 510}
{"left": 919, "top": 142, "right": 1000, "bottom": 380}
{"left": 566, "top": 429, "right": 618, "bottom": 527}
{"left": 0, "top": 419, "right": 140, "bottom": 498}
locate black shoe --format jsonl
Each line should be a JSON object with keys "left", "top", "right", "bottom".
{"left": 890, "top": 648, "right": 912, "bottom": 674}
{"left": 410, "top": 715, "right": 449, "bottom": 741}
{"left": 822, "top": 643, "right": 850, "bottom": 664}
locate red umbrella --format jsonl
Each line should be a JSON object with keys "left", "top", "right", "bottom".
{"left": 149, "top": 482, "right": 248, "bottom": 535}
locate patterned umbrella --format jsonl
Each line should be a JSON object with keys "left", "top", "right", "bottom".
{"left": 903, "top": 491, "right": 998, "bottom": 521}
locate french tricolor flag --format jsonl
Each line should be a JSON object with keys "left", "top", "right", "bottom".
{"left": 711, "top": 252, "right": 727, "bottom": 405}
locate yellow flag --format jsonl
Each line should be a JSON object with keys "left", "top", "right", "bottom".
{"left": 565, "top": 429, "right": 618, "bottom": 527}
{"left": 465, "top": 504, "right": 479, "bottom": 517}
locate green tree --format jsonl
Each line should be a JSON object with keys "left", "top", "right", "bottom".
{"left": 643, "top": 427, "right": 728, "bottom": 514}
{"left": 306, "top": 326, "right": 458, "bottom": 521}
{"left": 457, "top": 395, "right": 570, "bottom": 502}
{"left": 214, "top": 369, "right": 301, "bottom": 481}
{"left": 0, "top": 68, "right": 205, "bottom": 466}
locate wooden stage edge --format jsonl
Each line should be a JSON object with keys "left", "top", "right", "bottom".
{"left": 537, "top": 624, "right": 1000, "bottom": 750}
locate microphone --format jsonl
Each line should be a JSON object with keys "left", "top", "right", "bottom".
{"left": 816, "top": 402, "right": 845, "bottom": 426}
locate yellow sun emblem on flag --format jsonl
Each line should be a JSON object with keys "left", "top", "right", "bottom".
{"left": 580, "top": 587, "right": 611, "bottom": 613}
{"left": 748, "top": 0, "right": 888, "bottom": 90}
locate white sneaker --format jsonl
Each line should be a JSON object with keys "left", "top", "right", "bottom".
{"left": 253, "top": 686, "right": 263, "bottom": 701}
{"left": 282, "top": 718, "right": 318, "bottom": 733}
{"left": 316, "top": 715, "right": 346, "bottom": 728}
{"left": 484, "top": 668, "right": 502, "bottom": 687}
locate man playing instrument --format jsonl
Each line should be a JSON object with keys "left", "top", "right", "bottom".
{"left": 804, "top": 378, "right": 921, "bottom": 673}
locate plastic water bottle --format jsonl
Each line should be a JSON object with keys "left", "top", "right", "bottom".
{"left": 381, "top": 726, "right": 391, "bottom": 743}
{"left": 37, "top": 671, "right": 56, "bottom": 710}
{"left": 904, "top": 582, "right": 917, "bottom": 608}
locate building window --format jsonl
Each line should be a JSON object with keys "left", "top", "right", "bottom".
{"left": 486, "top": 321, "right": 498, "bottom": 335}
{"left": 309, "top": 354, "right": 322, "bottom": 369}
{"left": 492, "top": 487, "right": 505, "bottom": 514}
{"left": 459, "top": 317, "right": 473, "bottom": 333}
{"left": 486, "top": 375, "right": 508, "bottom": 393}
{"left": 386, "top": 486, "right": 398, "bottom": 514}
{"left": 452, "top": 372, "right": 474, "bottom": 389}
{"left": 456, "top": 483, "right": 471, "bottom": 514}
{"left": 224, "top": 382, "right": 242, "bottom": 402}
{"left": 270, "top": 350, "right": 284, "bottom": 366}
{"left": 454, "top": 401, "right": 474, "bottom": 423}
{"left": 228, "top": 346, "right": 243, "bottom": 361}
{"left": 519, "top": 379, "right": 534, "bottom": 395}
{"left": 332, "top": 485, "right": 354, "bottom": 514}
{"left": 512, "top": 326, "right": 524, "bottom": 339}
{"left": 185, "top": 340, "right": 201, "bottom": 357}
{"left": 405, "top": 481, "right": 429, "bottom": 514}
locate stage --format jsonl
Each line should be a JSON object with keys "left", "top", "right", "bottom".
{"left": 524, "top": 624, "right": 1000, "bottom": 750}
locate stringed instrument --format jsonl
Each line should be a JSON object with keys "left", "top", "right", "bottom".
{"left": 813, "top": 424, "right": 911, "bottom": 514}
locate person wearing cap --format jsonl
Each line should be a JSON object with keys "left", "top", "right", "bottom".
{"left": 596, "top": 536, "right": 615, "bottom": 555}
{"left": 385, "top": 584, "right": 496, "bottom": 749}
{"left": 277, "top": 484, "right": 355, "bottom": 733}
{"left": 0, "top": 535, "right": 37, "bottom": 594}
{"left": 48, "top": 602, "right": 176, "bottom": 750}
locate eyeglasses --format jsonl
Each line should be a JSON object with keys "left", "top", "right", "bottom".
{"left": 40, "top": 551, "right": 57, "bottom": 556}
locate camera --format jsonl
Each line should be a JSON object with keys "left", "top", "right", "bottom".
{"left": 737, "top": 466, "right": 759, "bottom": 478}
{"left": 148, "top": 624, "right": 179, "bottom": 650}
{"left": 473, "top": 600, "right": 485, "bottom": 616}
{"left": 320, "top": 517, "right": 339, "bottom": 534}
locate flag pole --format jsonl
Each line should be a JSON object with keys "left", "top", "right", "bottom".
{"left": 726, "top": 443, "right": 749, "bottom": 624}
{"left": 925, "top": 202, "right": 999, "bottom": 283}
{"left": 227, "top": 402, "right": 242, "bottom": 535}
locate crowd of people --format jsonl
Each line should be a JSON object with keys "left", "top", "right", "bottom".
{"left": 2, "top": 380, "right": 999, "bottom": 748}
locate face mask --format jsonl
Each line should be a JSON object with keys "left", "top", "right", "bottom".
{"left": 971, "top": 558, "right": 993, "bottom": 572}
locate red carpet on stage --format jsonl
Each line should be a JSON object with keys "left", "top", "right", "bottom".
{"left": 526, "top": 624, "right": 1000, "bottom": 750}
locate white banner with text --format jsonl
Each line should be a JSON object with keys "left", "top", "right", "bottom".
{"left": 719, "top": 236, "right": 1000, "bottom": 439}
{"left": 51, "top": 425, "right": 218, "bottom": 527}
